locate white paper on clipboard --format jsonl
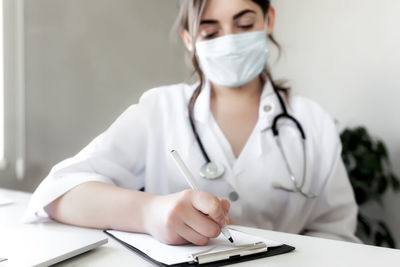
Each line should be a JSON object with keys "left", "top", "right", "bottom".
{"left": 107, "top": 228, "right": 283, "bottom": 265}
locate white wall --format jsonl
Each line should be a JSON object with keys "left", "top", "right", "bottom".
{"left": 0, "top": 0, "right": 4, "bottom": 166}
{"left": 0, "top": 0, "right": 186, "bottom": 191}
{"left": 270, "top": 0, "right": 400, "bottom": 246}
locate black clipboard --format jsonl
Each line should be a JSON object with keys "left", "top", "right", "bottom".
{"left": 104, "top": 230, "right": 295, "bottom": 266}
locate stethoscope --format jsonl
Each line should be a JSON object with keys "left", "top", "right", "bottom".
{"left": 188, "top": 83, "right": 317, "bottom": 199}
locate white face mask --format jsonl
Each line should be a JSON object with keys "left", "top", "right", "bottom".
{"left": 195, "top": 30, "right": 270, "bottom": 88}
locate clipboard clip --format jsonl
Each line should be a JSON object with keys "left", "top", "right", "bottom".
{"left": 191, "top": 242, "right": 268, "bottom": 264}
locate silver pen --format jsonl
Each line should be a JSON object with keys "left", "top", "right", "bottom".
{"left": 170, "top": 150, "right": 234, "bottom": 244}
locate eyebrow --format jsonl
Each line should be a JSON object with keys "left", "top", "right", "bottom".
{"left": 200, "top": 9, "right": 256, "bottom": 25}
{"left": 233, "top": 9, "right": 256, "bottom": 20}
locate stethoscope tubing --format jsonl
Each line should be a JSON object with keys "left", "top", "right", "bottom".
{"left": 188, "top": 87, "right": 211, "bottom": 163}
{"left": 188, "top": 82, "right": 317, "bottom": 198}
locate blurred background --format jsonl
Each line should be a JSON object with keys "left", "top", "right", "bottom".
{"left": 1, "top": 0, "right": 399, "bottom": 247}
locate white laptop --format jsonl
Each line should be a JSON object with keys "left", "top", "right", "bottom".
{"left": 0, "top": 225, "right": 107, "bottom": 266}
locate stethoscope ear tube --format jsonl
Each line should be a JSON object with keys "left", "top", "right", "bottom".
{"left": 274, "top": 136, "right": 317, "bottom": 199}
{"left": 272, "top": 87, "right": 306, "bottom": 140}
{"left": 272, "top": 89, "right": 316, "bottom": 198}
{"left": 272, "top": 113, "right": 306, "bottom": 140}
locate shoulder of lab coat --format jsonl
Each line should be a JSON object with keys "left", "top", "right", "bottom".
{"left": 290, "top": 95, "right": 360, "bottom": 243}
{"left": 23, "top": 83, "right": 193, "bottom": 223}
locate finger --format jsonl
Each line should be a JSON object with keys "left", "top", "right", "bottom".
{"left": 177, "top": 223, "right": 210, "bottom": 246}
{"left": 182, "top": 207, "right": 221, "bottom": 238}
{"left": 192, "top": 192, "right": 225, "bottom": 226}
{"left": 220, "top": 199, "right": 230, "bottom": 215}
{"left": 165, "top": 235, "right": 188, "bottom": 246}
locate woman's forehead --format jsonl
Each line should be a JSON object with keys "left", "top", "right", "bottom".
{"left": 201, "top": 0, "right": 263, "bottom": 21}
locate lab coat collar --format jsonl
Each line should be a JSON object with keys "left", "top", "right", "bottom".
{"left": 257, "top": 80, "right": 283, "bottom": 132}
{"left": 233, "top": 80, "right": 283, "bottom": 176}
{"left": 193, "top": 78, "right": 277, "bottom": 127}
{"left": 191, "top": 78, "right": 284, "bottom": 177}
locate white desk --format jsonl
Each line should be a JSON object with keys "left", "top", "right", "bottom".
{"left": 1, "top": 188, "right": 400, "bottom": 267}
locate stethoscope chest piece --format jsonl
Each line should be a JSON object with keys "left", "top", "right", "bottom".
{"left": 200, "top": 161, "right": 225, "bottom": 180}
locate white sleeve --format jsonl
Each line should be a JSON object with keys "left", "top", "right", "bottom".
{"left": 303, "top": 114, "right": 361, "bottom": 243}
{"left": 24, "top": 92, "right": 154, "bottom": 223}
{"left": 304, "top": 158, "right": 361, "bottom": 243}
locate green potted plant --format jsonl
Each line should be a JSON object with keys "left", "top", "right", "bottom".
{"left": 340, "top": 127, "right": 400, "bottom": 248}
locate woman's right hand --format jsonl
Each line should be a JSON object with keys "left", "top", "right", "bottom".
{"left": 143, "top": 189, "right": 231, "bottom": 246}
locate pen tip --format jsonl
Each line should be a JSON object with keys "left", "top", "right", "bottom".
{"left": 228, "top": 237, "right": 234, "bottom": 243}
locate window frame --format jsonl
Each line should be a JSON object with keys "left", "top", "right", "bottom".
{"left": 1, "top": 0, "right": 25, "bottom": 176}
{"left": 0, "top": 0, "right": 5, "bottom": 169}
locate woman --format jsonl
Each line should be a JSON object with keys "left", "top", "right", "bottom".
{"left": 25, "top": 0, "right": 360, "bottom": 245}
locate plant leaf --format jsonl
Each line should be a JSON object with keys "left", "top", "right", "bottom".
{"left": 377, "top": 176, "right": 388, "bottom": 195}
{"left": 376, "top": 141, "right": 389, "bottom": 161}
{"left": 390, "top": 174, "right": 400, "bottom": 191}
{"left": 377, "top": 221, "right": 396, "bottom": 248}
{"left": 375, "top": 231, "right": 384, "bottom": 247}
{"left": 357, "top": 214, "right": 371, "bottom": 237}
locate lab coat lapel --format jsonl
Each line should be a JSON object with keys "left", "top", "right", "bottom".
{"left": 191, "top": 80, "right": 285, "bottom": 183}
{"left": 232, "top": 81, "right": 280, "bottom": 176}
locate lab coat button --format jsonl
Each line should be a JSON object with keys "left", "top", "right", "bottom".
{"left": 263, "top": 105, "right": 272, "bottom": 113}
{"left": 229, "top": 191, "right": 239, "bottom": 202}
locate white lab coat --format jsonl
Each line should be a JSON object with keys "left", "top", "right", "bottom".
{"left": 24, "top": 80, "right": 360, "bottom": 243}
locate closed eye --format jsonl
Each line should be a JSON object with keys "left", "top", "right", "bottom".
{"left": 239, "top": 24, "right": 254, "bottom": 29}
{"left": 204, "top": 32, "right": 218, "bottom": 39}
